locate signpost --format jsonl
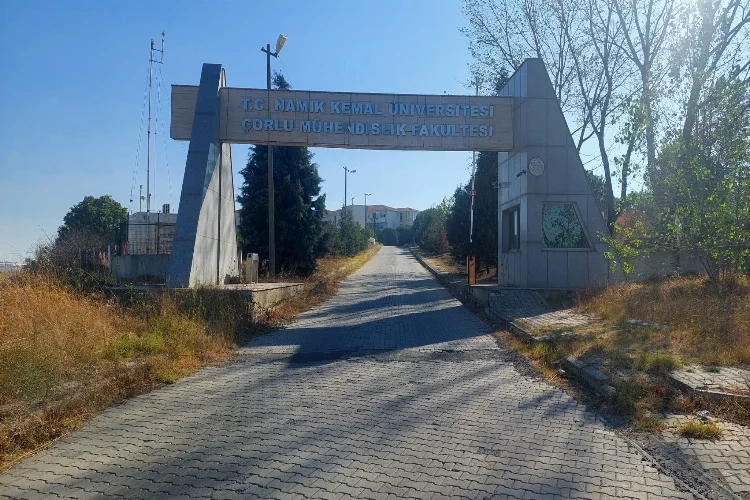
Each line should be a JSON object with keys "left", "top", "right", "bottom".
{"left": 172, "top": 88, "right": 513, "bottom": 152}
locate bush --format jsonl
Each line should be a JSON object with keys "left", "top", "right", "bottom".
{"left": 413, "top": 207, "right": 449, "bottom": 254}
{"left": 377, "top": 228, "right": 399, "bottom": 246}
{"left": 678, "top": 420, "right": 723, "bottom": 440}
{"left": 396, "top": 225, "right": 413, "bottom": 246}
{"left": 324, "top": 215, "right": 369, "bottom": 257}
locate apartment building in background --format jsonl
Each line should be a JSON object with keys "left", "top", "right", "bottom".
{"left": 324, "top": 205, "right": 420, "bottom": 229}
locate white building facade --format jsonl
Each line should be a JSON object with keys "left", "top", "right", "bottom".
{"left": 324, "top": 205, "right": 419, "bottom": 229}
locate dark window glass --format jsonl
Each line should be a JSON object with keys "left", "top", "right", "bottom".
{"left": 503, "top": 206, "right": 520, "bottom": 252}
{"left": 542, "top": 203, "right": 589, "bottom": 248}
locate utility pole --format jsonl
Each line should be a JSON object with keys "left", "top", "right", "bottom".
{"left": 343, "top": 166, "right": 356, "bottom": 218}
{"left": 146, "top": 33, "right": 164, "bottom": 214}
{"left": 261, "top": 35, "right": 287, "bottom": 278}
{"left": 468, "top": 75, "right": 480, "bottom": 285}
{"left": 364, "top": 192, "right": 371, "bottom": 229}
{"left": 469, "top": 75, "right": 479, "bottom": 244}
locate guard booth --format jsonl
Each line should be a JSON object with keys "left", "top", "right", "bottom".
{"left": 495, "top": 59, "right": 611, "bottom": 288}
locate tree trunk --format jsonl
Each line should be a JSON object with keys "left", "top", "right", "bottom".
{"left": 597, "top": 130, "right": 617, "bottom": 233}
{"left": 619, "top": 137, "right": 635, "bottom": 218}
{"left": 642, "top": 70, "right": 657, "bottom": 184}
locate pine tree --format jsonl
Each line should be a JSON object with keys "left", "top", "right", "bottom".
{"left": 473, "top": 151, "right": 498, "bottom": 273}
{"left": 236, "top": 73, "right": 326, "bottom": 276}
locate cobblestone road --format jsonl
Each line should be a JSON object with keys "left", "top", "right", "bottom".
{"left": 1, "top": 247, "right": 693, "bottom": 499}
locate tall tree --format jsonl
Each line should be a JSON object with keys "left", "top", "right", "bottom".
{"left": 413, "top": 204, "right": 450, "bottom": 254}
{"left": 446, "top": 183, "right": 472, "bottom": 259}
{"left": 464, "top": 0, "right": 634, "bottom": 230}
{"left": 671, "top": 0, "right": 750, "bottom": 145}
{"left": 446, "top": 153, "right": 499, "bottom": 272}
{"left": 57, "top": 195, "right": 127, "bottom": 245}
{"left": 653, "top": 79, "right": 750, "bottom": 278}
{"left": 236, "top": 73, "right": 326, "bottom": 276}
{"left": 611, "top": 0, "right": 676, "bottom": 188}
{"left": 463, "top": 0, "right": 580, "bottom": 124}
{"left": 473, "top": 151, "right": 500, "bottom": 272}
{"left": 560, "top": 0, "right": 629, "bottom": 229}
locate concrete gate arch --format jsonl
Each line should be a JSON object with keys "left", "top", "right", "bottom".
{"left": 168, "top": 58, "right": 609, "bottom": 288}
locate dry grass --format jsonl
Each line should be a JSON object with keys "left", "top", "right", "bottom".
{"left": 492, "top": 330, "right": 562, "bottom": 381}
{"left": 0, "top": 274, "right": 232, "bottom": 470}
{"left": 259, "top": 245, "right": 382, "bottom": 326}
{"left": 410, "top": 247, "right": 497, "bottom": 282}
{"left": 0, "top": 247, "right": 381, "bottom": 470}
{"left": 678, "top": 419, "right": 724, "bottom": 440}
{"left": 577, "top": 276, "right": 750, "bottom": 366}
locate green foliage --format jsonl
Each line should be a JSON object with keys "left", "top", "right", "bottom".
{"left": 57, "top": 195, "right": 127, "bottom": 245}
{"left": 396, "top": 225, "right": 413, "bottom": 246}
{"left": 530, "top": 342, "right": 559, "bottom": 365}
{"left": 446, "top": 151, "right": 498, "bottom": 271}
{"left": 105, "top": 331, "right": 166, "bottom": 360}
{"left": 377, "top": 228, "right": 399, "bottom": 246}
{"left": 472, "top": 152, "right": 498, "bottom": 271}
{"left": 446, "top": 183, "right": 471, "bottom": 258}
{"left": 586, "top": 170, "right": 607, "bottom": 215}
{"left": 236, "top": 72, "right": 325, "bottom": 276}
{"left": 678, "top": 420, "right": 723, "bottom": 440}
{"left": 599, "top": 219, "right": 649, "bottom": 277}
{"left": 634, "top": 353, "right": 682, "bottom": 373}
{"left": 413, "top": 206, "right": 449, "bottom": 254}
{"left": 650, "top": 79, "right": 750, "bottom": 279}
{"left": 272, "top": 71, "right": 291, "bottom": 90}
{"left": 0, "top": 350, "right": 55, "bottom": 400}
{"left": 324, "top": 211, "right": 369, "bottom": 257}
{"left": 237, "top": 144, "right": 326, "bottom": 276}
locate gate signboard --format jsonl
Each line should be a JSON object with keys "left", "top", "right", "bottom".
{"left": 171, "top": 87, "right": 513, "bottom": 151}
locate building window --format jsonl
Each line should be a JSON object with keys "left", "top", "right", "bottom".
{"left": 542, "top": 202, "right": 589, "bottom": 248}
{"left": 502, "top": 206, "right": 520, "bottom": 252}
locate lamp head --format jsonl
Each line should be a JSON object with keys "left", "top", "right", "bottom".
{"left": 275, "top": 34, "right": 287, "bottom": 54}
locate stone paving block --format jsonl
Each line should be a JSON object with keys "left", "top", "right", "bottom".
{"left": 0, "top": 248, "right": 696, "bottom": 500}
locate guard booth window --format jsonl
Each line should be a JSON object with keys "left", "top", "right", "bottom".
{"left": 502, "top": 206, "right": 520, "bottom": 252}
{"left": 542, "top": 202, "right": 590, "bottom": 248}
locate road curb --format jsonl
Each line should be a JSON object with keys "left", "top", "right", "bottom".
{"left": 408, "top": 248, "right": 486, "bottom": 311}
{"left": 411, "top": 247, "right": 613, "bottom": 395}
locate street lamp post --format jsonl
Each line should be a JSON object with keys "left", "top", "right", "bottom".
{"left": 364, "top": 192, "right": 371, "bottom": 230}
{"left": 261, "top": 34, "right": 287, "bottom": 278}
{"left": 343, "top": 166, "right": 356, "bottom": 218}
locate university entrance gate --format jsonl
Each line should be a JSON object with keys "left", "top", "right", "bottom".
{"left": 168, "top": 59, "right": 609, "bottom": 289}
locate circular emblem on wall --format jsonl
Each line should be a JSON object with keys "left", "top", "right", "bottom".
{"left": 529, "top": 157, "right": 545, "bottom": 176}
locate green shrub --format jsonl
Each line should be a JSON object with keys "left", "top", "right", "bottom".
{"left": 634, "top": 353, "right": 682, "bottom": 373}
{"left": 377, "top": 228, "right": 399, "bottom": 246}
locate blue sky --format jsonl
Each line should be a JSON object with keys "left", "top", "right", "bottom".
{"left": 0, "top": 0, "right": 483, "bottom": 262}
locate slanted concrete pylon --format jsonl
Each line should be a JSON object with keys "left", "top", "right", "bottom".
{"left": 496, "top": 59, "right": 611, "bottom": 288}
{"left": 167, "top": 64, "right": 238, "bottom": 287}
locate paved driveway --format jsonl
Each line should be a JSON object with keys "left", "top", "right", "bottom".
{"left": 1, "top": 247, "right": 691, "bottom": 499}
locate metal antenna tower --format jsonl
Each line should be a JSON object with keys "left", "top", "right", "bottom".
{"left": 146, "top": 32, "right": 165, "bottom": 213}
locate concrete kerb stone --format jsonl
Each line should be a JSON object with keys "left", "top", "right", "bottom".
{"left": 670, "top": 368, "right": 750, "bottom": 405}
{"left": 485, "top": 305, "right": 613, "bottom": 396}
{"left": 408, "top": 248, "right": 474, "bottom": 308}
{"left": 561, "top": 356, "right": 614, "bottom": 397}
{"left": 408, "top": 248, "right": 497, "bottom": 313}
{"left": 108, "top": 283, "right": 306, "bottom": 325}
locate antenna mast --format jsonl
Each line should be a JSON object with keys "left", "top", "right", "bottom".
{"left": 146, "top": 32, "right": 165, "bottom": 213}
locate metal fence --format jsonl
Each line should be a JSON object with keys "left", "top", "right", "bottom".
{"left": 115, "top": 220, "right": 176, "bottom": 256}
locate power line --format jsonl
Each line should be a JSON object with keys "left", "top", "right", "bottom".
{"left": 129, "top": 65, "right": 151, "bottom": 213}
